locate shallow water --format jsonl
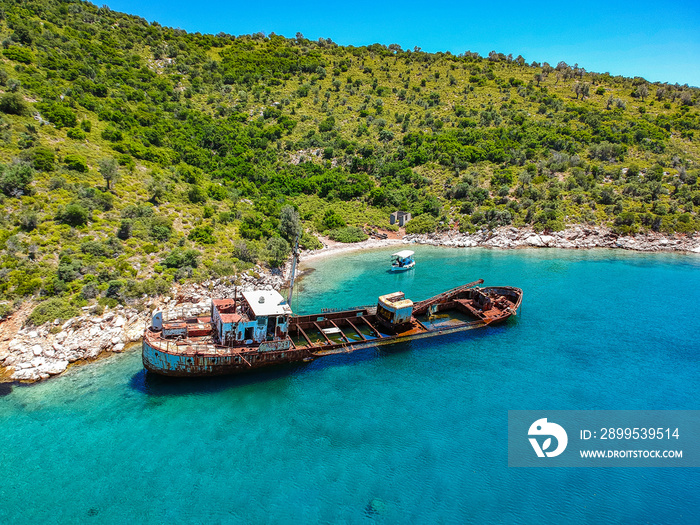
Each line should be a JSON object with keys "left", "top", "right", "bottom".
{"left": 2, "top": 247, "right": 700, "bottom": 524}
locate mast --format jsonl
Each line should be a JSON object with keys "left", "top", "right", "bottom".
{"left": 287, "top": 233, "right": 300, "bottom": 306}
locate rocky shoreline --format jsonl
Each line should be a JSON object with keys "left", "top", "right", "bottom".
{"left": 1, "top": 225, "right": 698, "bottom": 383}
{"left": 0, "top": 266, "right": 287, "bottom": 383}
{"left": 404, "top": 225, "right": 700, "bottom": 253}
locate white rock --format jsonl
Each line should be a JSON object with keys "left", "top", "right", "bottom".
{"left": 28, "top": 331, "right": 38, "bottom": 339}
{"left": 32, "top": 344, "right": 43, "bottom": 356}
{"left": 114, "top": 316, "right": 125, "bottom": 327}
{"left": 12, "top": 368, "right": 40, "bottom": 381}
{"left": 42, "top": 360, "right": 69, "bottom": 375}
{"left": 113, "top": 343, "right": 125, "bottom": 352}
{"left": 55, "top": 332, "right": 67, "bottom": 343}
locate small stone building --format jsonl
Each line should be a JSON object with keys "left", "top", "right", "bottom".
{"left": 390, "top": 211, "right": 412, "bottom": 227}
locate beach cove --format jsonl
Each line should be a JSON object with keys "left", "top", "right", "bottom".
{"left": 1, "top": 224, "right": 699, "bottom": 383}
{"left": 2, "top": 246, "right": 700, "bottom": 523}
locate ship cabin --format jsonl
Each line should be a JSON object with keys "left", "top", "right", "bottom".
{"left": 376, "top": 291, "right": 414, "bottom": 330}
{"left": 211, "top": 290, "right": 292, "bottom": 346}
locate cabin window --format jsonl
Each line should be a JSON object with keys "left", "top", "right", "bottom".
{"left": 245, "top": 327, "right": 254, "bottom": 340}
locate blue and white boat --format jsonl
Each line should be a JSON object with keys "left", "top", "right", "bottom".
{"left": 391, "top": 250, "right": 416, "bottom": 272}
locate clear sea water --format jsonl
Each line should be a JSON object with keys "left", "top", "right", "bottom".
{"left": 2, "top": 246, "right": 700, "bottom": 524}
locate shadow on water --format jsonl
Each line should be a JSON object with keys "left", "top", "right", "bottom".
{"left": 128, "top": 362, "right": 310, "bottom": 397}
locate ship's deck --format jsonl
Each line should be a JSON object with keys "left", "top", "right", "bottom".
{"left": 144, "top": 332, "right": 270, "bottom": 356}
{"left": 145, "top": 285, "right": 522, "bottom": 358}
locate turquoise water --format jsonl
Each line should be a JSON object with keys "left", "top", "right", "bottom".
{"left": 2, "top": 247, "right": 700, "bottom": 524}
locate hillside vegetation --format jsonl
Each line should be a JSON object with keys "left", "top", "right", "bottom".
{"left": 0, "top": 0, "right": 699, "bottom": 320}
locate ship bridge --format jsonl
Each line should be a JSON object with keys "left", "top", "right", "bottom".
{"left": 212, "top": 290, "right": 292, "bottom": 346}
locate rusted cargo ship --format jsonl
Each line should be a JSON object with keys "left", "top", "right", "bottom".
{"left": 142, "top": 279, "right": 523, "bottom": 377}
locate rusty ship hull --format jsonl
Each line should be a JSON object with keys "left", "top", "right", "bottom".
{"left": 142, "top": 281, "right": 523, "bottom": 377}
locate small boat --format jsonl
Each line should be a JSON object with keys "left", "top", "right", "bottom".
{"left": 391, "top": 250, "right": 416, "bottom": 272}
{"left": 142, "top": 280, "right": 523, "bottom": 377}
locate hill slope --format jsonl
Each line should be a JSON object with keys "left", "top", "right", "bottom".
{"left": 0, "top": 0, "right": 698, "bottom": 318}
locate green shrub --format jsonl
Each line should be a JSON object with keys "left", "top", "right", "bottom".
{"left": 188, "top": 225, "right": 216, "bottom": 244}
{"left": 64, "top": 154, "right": 88, "bottom": 172}
{"left": 0, "top": 161, "right": 34, "bottom": 197}
{"left": 0, "top": 303, "right": 12, "bottom": 320}
{"left": 300, "top": 231, "right": 323, "bottom": 250}
{"left": 232, "top": 240, "right": 257, "bottom": 263}
{"left": 148, "top": 215, "right": 172, "bottom": 241}
{"left": 56, "top": 203, "right": 90, "bottom": 226}
{"left": 3, "top": 47, "right": 33, "bottom": 64}
{"left": 0, "top": 92, "right": 28, "bottom": 115}
{"left": 28, "top": 298, "right": 79, "bottom": 326}
{"left": 207, "top": 184, "right": 228, "bottom": 200}
{"left": 188, "top": 185, "right": 207, "bottom": 204}
{"left": 323, "top": 208, "right": 346, "bottom": 229}
{"left": 405, "top": 214, "right": 437, "bottom": 234}
{"left": 265, "top": 236, "right": 290, "bottom": 267}
{"left": 38, "top": 103, "right": 77, "bottom": 128}
{"left": 327, "top": 226, "right": 368, "bottom": 243}
{"left": 101, "top": 126, "right": 123, "bottom": 142}
{"left": 106, "top": 280, "right": 125, "bottom": 300}
{"left": 66, "top": 128, "right": 86, "bottom": 140}
{"left": 163, "top": 248, "right": 200, "bottom": 268}
{"left": 31, "top": 147, "right": 55, "bottom": 171}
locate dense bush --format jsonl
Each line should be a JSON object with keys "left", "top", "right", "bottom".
{"left": 31, "top": 147, "right": 55, "bottom": 171}
{"left": 0, "top": 92, "right": 28, "bottom": 115}
{"left": 3, "top": 47, "right": 33, "bottom": 64}
{"left": 265, "top": 236, "right": 290, "bottom": 267}
{"left": 28, "top": 298, "right": 79, "bottom": 326}
{"left": 188, "top": 225, "right": 216, "bottom": 244}
{"left": 64, "top": 154, "right": 88, "bottom": 172}
{"left": 56, "top": 203, "right": 90, "bottom": 226}
{"left": 0, "top": 161, "right": 34, "bottom": 197}
{"left": 163, "top": 248, "right": 200, "bottom": 269}
{"left": 405, "top": 214, "right": 437, "bottom": 234}
{"left": 327, "top": 226, "right": 368, "bottom": 243}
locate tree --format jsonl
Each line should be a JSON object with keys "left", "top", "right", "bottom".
{"left": 0, "top": 161, "right": 34, "bottom": 197}
{"left": 99, "top": 157, "right": 119, "bottom": 190}
{"left": 147, "top": 174, "right": 168, "bottom": 204}
{"left": 279, "top": 205, "right": 301, "bottom": 242}
{"left": 572, "top": 82, "right": 589, "bottom": 100}
{"left": 636, "top": 84, "right": 649, "bottom": 101}
{"left": 266, "top": 236, "right": 290, "bottom": 267}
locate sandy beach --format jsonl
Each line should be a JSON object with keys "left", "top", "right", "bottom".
{"left": 300, "top": 236, "right": 405, "bottom": 264}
